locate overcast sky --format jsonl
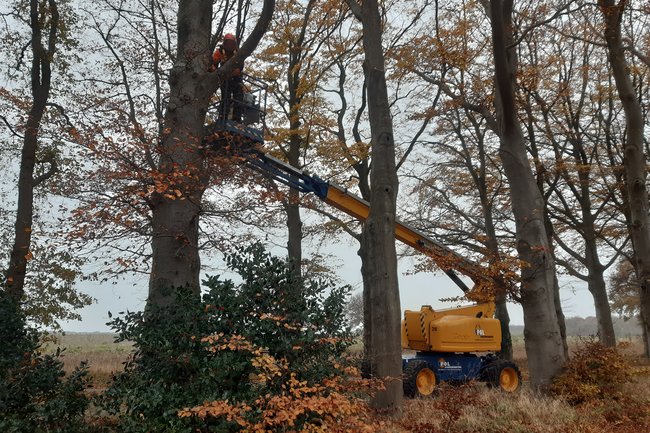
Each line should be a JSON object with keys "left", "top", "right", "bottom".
{"left": 61, "top": 241, "right": 596, "bottom": 333}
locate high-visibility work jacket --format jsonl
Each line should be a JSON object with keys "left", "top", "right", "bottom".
{"left": 212, "top": 47, "right": 241, "bottom": 76}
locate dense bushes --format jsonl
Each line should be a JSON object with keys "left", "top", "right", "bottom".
{"left": 0, "top": 291, "right": 89, "bottom": 433}
{"left": 550, "top": 339, "right": 632, "bottom": 404}
{"left": 550, "top": 339, "right": 649, "bottom": 427}
{"left": 101, "top": 243, "right": 357, "bottom": 432}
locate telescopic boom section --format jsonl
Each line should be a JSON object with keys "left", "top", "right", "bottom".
{"left": 244, "top": 149, "right": 495, "bottom": 297}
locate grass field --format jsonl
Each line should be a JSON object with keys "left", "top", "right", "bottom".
{"left": 43, "top": 333, "right": 133, "bottom": 386}
{"left": 45, "top": 333, "right": 650, "bottom": 432}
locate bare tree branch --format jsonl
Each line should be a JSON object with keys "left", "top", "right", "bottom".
{"left": 0, "top": 114, "right": 24, "bottom": 138}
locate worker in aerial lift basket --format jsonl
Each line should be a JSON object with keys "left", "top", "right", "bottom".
{"left": 211, "top": 33, "right": 244, "bottom": 123}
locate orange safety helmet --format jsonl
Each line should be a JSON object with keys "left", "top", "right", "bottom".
{"left": 223, "top": 33, "right": 237, "bottom": 42}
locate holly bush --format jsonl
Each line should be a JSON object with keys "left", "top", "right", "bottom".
{"left": 0, "top": 291, "right": 89, "bottom": 433}
{"left": 101, "top": 243, "right": 354, "bottom": 432}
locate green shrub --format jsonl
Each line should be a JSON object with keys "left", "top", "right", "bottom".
{"left": 102, "top": 243, "right": 352, "bottom": 432}
{"left": 0, "top": 291, "right": 89, "bottom": 433}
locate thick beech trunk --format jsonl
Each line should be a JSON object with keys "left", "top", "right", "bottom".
{"left": 348, "top": 0, "right": 403, "bottom": 411}
{"left": 600, "top": 0, "right": 650, "bottom": 356}
{"left": 148, "top": 0, "right": 213, "bottom": 307}
{"left": 490, "top": 0, "right": 567, "bottom": 389}
{"left": 148, "top": 0, "right": 275, "bottom": 308}
{"left": 524, "top": 94, "right": 570, "bottom": 358}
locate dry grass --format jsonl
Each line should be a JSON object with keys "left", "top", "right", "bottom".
{"left": 51, "top": 333, "right": 650, "bottom": 432}
{"left": 460, "top": 389, "right": 575, "bottom": 433}
{"left": 392, "top": 376, "right": 650, "bottom": 433}
{"left": 42, "top": 333, "right": 133, "bottom": 387}
{"left": 395, "top": 385, "right": 575, "bottom": 433}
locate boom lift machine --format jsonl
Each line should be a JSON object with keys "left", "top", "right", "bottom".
{"left": 206, "top": 76, "right": 521, "bottom": 397}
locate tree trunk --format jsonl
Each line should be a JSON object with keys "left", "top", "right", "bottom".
{"left": 552, "top": 272, "right": 569, "bottom": 359}
{"left": 147, "top": 0, "right": 275, "bottom": 308}
{"left": 588, "top": 273, "right": 616, "bottom": 346}
{"left": 600, "top": 0, "right": 650, "bottom": 357}
{"left": 495, "top": 291, "right": 513, "bottom": 360}
{"left": 285, "top": 137, "right": 303, "bottom": 276}
{"left": 348, "top": 0, "right": 403, "bottom": 411}
{"left": 284, "top": 30, "right": 305, "bottom": 276}
{"left": 536, "top": 134, "right": 570, "bottom": 359}
{"left": 585, "top": 239, "right": 616, "bottom": 346}
{"left": 6, "top": 0, "right": 59, "bottom": 302}
{"left": 643, "top": 319, "right": 649, "bottom": 355}
{"left": 524, "top": 89, "right": 570, "bottom": 359}
{"left": 148, "top": 0, "right": 214, "bottom": 307}
{"left": 575, "top": 157, "right": 616, "bottom": 347}
{"left": 489, "top": 0, "right": 567, "bottom": 390}
{"left": 573, "top": 124, "right": 616, "bottom": 347}
{"left": 147, "top": 0, "right": 276, "bottom": 307}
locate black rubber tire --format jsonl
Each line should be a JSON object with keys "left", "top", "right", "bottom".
{"left": 360, "top": 358, "right": 371, "bottom": 379}
{"left": 403, "top": 359, "right": 437, "bottom": 398}
{"left": 482, "top": 359, "right": 522, "bottom": 392}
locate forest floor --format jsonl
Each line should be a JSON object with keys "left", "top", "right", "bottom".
{"left": 49, "top": 333, "right": 650, "bottom": 432}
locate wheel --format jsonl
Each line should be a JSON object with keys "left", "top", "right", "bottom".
{"left": 482, "top": 359, "right": 521, "bottom": 392}
{"left": 403, "top": 359, "right": 437, "bottom": 398}
{"left": 360, "top": 358, "right": 371, "bottom": 379}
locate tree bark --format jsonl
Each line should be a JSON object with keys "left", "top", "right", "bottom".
{"left": 495, "top": 292, "right": 513, "bottom": 360}
{"left": 599, "top": 0, "right": 650, "bottom": 357}
{"left": 148, "top": 0, "right": 213, "bottom": 307}
{"left": 589, "top": 272, "right": 616, "bottom": 346}
{"left": 6, "top": 0, "right": 59, "bottom": 302}
{"left": 582, "top": 209, "right": 616, "bottom": 347}
{"left": 567, "top": 142, "right": 616, "bottom": 347}
{"left": 574, "top": 105, "right": 616, "bottom": 347}
{"left": 489, "top": 0, "right": 567, "bottom": 389}
{"left": 283, "top": 6, "right": 310, "bottom": 276}
{"left": 551, "top": 271, "right": 569, "bottom": 359}
{"left": 148, "top": 0, "right": 276, "bottom": 307}
{"left": 347, "top": 0, "right": 403, "bottom": 411}
{"left": 522, "top": 91, "right": 570, "bottom": 358}
{"left": 285, "top": 139, "right": 303, "bottom": 276}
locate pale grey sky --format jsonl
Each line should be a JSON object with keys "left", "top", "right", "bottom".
{"left": 62, "top": 241, "right": 595, "bottom": 333}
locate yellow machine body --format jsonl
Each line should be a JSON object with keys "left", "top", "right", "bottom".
{"left": 401, "top": 303, "right": 501, "bottom": 353}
